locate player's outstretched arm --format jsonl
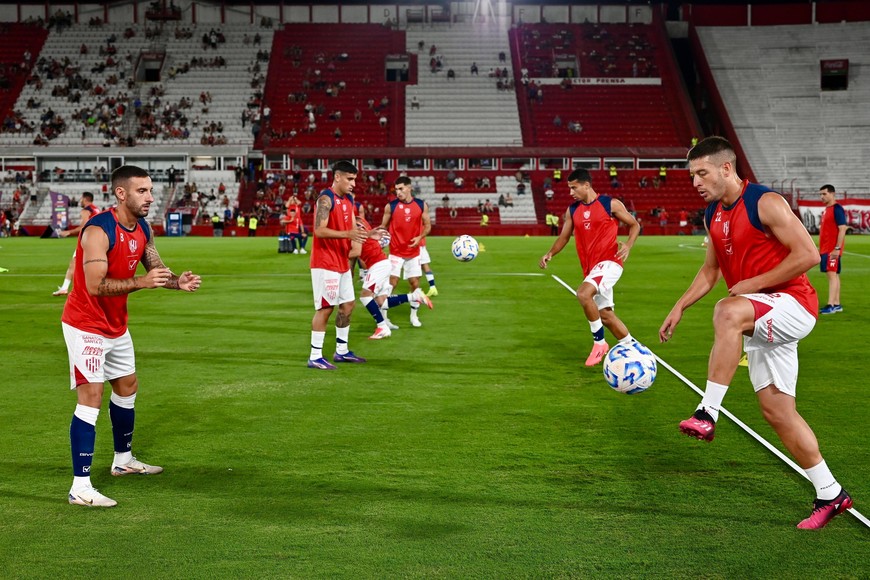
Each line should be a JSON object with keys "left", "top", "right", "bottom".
{"left": 81, "top": 227, "right": 170, "bottom": 295}
{"left": 659, "top": 232, "right": 722, "bottom": 342}
{"left": 539, "top": 210, "right": 572, "bottom": 269}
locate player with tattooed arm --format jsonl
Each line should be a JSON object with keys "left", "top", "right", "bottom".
{"left": 62, "top": 165, "right": 201, "bottom": 507}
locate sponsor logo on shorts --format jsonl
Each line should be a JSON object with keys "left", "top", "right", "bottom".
{"left": 81, "top": 346, "right": 103, "bottom": 356}
{"left": 82, "top": 336, "right": 103, "bottom": 345}
{"left": 325, "top": 280, "right": 339, "bottom": 302}
{"left": 766, "top": 318, "right": 774, "bottom": 343}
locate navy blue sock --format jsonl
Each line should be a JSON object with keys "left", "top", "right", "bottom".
{"left": 593, "top": 327, "right": 605, "bottom": 342}
{"left": 70, "top": 415, "right": 96, "bottom": 477}
{"left": 364, "top": 298, "right": 384, "bottom": 322}
{"left": 109, "top": 401, "right": 135, "bottom": 454}
{"left": 387, "top": 294, "right": 409, "bottom": 308}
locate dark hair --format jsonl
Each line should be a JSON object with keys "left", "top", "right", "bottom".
{"left": 331, "top": 160, "right": 358, "bottom": 175}
{"left": 81, "top": 191, "right": 94, "bottom": 201}
{"left": 687, "top": 136, "right": 736, "bottom": 164}
{"left": 395, "top": 176, "right": 412, "bottom": 187}
{"left": 111, "top": 165, "right": 150, "bottom": 190}
{"left": 819, "top": 184, "right": 836, "bottom": 193}
{"left": 567, "top": 168, "right": 592, "bottom": 184}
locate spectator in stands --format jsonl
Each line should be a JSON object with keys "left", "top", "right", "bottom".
{"left": 483, "top": 199, "right": 494, "bottom": 214}
{"left": 659, "top": 164, "right": 668, "bottom": 184}
{"left": 453, "top": 175, "right": 464, "bottom": 189}
{"left": 447, "top": 69, "right": 456, "bottom": 81}
{"left": 544, "top": 186, "right": 555, "bottom": 200}
{"left": 481, "top": 176, "right": 491, "bottom": 188}
{"left": 658, "top": 208, "right": 669, "bottom": 228}
{"left": 441, "top": 194, "right": 450, "bottom": 208}
{"left": 477, "top": 199, "right": 484, "bottom": 213}
{"left": 498, "top": 194, "right": 507, "bottom": 208}
{"left": 639, "top": 175, "right": 649, "bottom": 188}
{"left": 516, "top": 182, "right": 526, "bottom": 196}
{"left": 499, "top": 51, "right": 506, "bottom": 63}
{"left": 379, "top": 115, "right": 388, "bottom": 128}
{"left": 411, "top": 96, "right": 420, "bottom": 109}
{"left": 504, "top": 193, "right": 514, "bottom": 207}
{"left": 470, "top": 62, "right": 478, "bottom": 75}
{"left": 553, "top": 115, "right": 562, "bottom": 127}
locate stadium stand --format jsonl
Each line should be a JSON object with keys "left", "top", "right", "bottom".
{"left": 404, "top": 24, "right": 522, "bottom": 147}
{"left": 697, "top": 22, "right": 870, "bottom": 193}
{"left": 260, "top": 23, "right": 406, "bottom": 149}
{"left": 510, "top": 23, "right": 692, "bottom": 148}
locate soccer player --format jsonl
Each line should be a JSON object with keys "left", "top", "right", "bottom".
{"left": 350, "top": 215, "right": 433, "bottom": 339}
{"left": 53, "top": 192, "right": 101, "bottom": 296}
{"left": 659, "top": 137, "right": 851, "bottom": 529}
{"left": 62, "top": 166, "right": 201, "bottom": 507}
{"left": 308, "top": 160, "right": 376, "bottom": 370}
{"left": 380, "top": 176, "right": 432, "bottom": 328}
{"left": 817, "top": 184, "right": 847, "bottom": 314}
{"left": 281, "top": 195, "right": 308, "bottom": 254}
{"left": 539, "top": 168, "right": 640, "bottom": 366}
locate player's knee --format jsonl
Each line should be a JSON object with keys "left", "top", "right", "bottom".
{"left": 712, "top": 298, "right": 752, "bottom": 331}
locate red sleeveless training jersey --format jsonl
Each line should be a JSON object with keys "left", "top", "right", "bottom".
{"left": 62, "top": 208, "right": 151, "bottom": 338}
{"left": 310, "top": 189, "right": 355, "bottom": 273}
{"left": 569, "top": 195, "right": 622, "bottom": 276}
{"left": 357, "top": 217, "right": 388, "bottom": 267}
{"left": 705, "top": 181, "right": 818, "bottom": 317}
{"left": 386, "top": 198, "right": 425, "bottom": 259}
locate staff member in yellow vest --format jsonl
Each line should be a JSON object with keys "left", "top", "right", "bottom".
{"left": 659, "top": 164, "right": 668, "bottom": 185}
{"left": 248, "top": 214, "right": 258, "bottom": 237}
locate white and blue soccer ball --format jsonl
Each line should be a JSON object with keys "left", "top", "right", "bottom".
{"left": 603, "top": 341, "right": 657, "bottom": 394}
{"left": 451, "top": 235, "right": 479, "bottom": 262}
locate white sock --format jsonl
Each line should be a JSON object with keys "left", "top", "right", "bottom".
{"left": 335, "top": 326, "right": 349, "bottom": 355}
{"left": 618, "top": 333, "right": 635, "bottom": 345}
{"left": 60, "top": 279, "right": 71, "bottom": 291}
{"left": 114, "top": 451, "right": 133, "bottom": 466}
{"left": 310, "top": 330, "right": 325, "bottom": 360}
{"left": 805, "top": 460, "right": 842, "bottom": 501}
{"left": 71, "top": 475, "right": 92, "bottom": 492}
{"left": 74, "top": 404, "right": 99, "bottom": 425}
{"left": 698, "top": 380, "right": 729, "bottom": 422}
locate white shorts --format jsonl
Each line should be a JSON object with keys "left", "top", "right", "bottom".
{"left": 311, "top": 268, "right": 355, "bottom": 309}
{"left": 362, "top": 259, "right": 393, "bottom": 297}
{"left": 418, "top": 246, "right": 431, "bottom": 266}
{"left": 62, "top": 322, "right": 136, "bottom": 389}
{"left": 741, "top": 292, "right": 816, "bottom": 396}
{"left": 582, "top": 260, "right": 623, "bottom": 310}
{"left": 388, "top": 254, "right": 422, "bottom": 280}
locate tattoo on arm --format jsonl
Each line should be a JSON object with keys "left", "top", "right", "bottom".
{"left": 140, "top": 242, "right": 165, "bottom": 271}
{"left": 315, "top": 196, "right": 331, "bottom": 227}
{"left": 97, "top": 277, "right": 140, "bottom": 296}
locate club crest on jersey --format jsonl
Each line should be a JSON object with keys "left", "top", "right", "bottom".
{"left": 128, "top": 239, "right": 138, "bottom": 253}
{"left": 583, "top": 210, "right": 591, "bottom": 219}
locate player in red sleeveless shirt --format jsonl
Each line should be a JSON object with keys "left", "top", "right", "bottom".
{"left": 539, "top": 168, "right": 641, "bottom": 366}
{"left": 659, "top": 137, "right": 851, "bottom": 529}
{"left": 380, "top": 176, "right": 432, "bottom": 328}
{"left": 307, "top": 160, "right": 376, "bottom": 369}
{"left": 817, "top": 184, "right": 847, "bottom": 314}
{"left": 350, "top": 215, "right": 432, "bottom": 339}
{"left": 281, "top": 194, "right": 308, "bottom": 254}
{"left": 53, "top": 191, "right": 102, "bottom": 296}
{"left": 62, "top": 165, "right": 201, "bottom": 508}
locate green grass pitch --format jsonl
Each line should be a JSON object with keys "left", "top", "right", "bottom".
{"left": 0, "top": 234, "right": 867, "bottom": 578}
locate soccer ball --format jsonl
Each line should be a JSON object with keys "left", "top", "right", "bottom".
{"left": 378, "top": 230, "right": 391, "bottom": 248}
{"left": 602, "top": 342, "right": 657, "bottom": 395}
{"left": 451, "top": 235, "right": 479, "bottom": 262}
